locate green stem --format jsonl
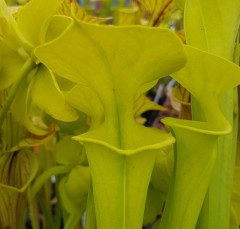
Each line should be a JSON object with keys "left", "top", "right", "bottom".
{"left": 27, "top": 188, "right": 40, "bottom": 229}
{"left": 64, "top": 214, "right": 81, "bottom": 229}
{"left": 36, "top": 193, "right": 52, "bottom": 229}
{"left": 0, "top": 58, "right": 35, "bottom": 129}
{"left": 85, "top": 180, "right": 97, "bottom": 229}
{"left": 53, "top": 176, "right": 63, "bottom": 229}
{"left": 30, "top": 165, "right": 71, "bottom": 199}
{"left": 42, "top": 179, "right": 53, "bottom": 229}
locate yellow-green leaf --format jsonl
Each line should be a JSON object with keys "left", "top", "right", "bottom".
{"left": 0, "top": 41, "right": 25, "bottom": 90}
{"left": 56, "top": 136, "right": 85, "bottom": 165}
{"left": 34, "top": 20, "right": 187, "bottom": 229}
{"left": 30, "top": 65, "right": 78, "bottom": 122}
{"left": 59, "top": 165, "right": 90, "bottom": 215}
{"left": 17, "top": 0, "right": 63, "bottom": 46}
{"left": 230, "top": 167, "right": 240, "bottom": 228}
{"left": 159, "top": 118, "right": 220, "bottom": 229}
{"left": 11, "top": 74, "right": 49, "bottom": 136}
{"left": 0, "top": 149, "right": 38, "bottom": 192}
{"left": 171, "top": 45, "right": 240, "bottom": 129}
{"left": 0, "top": 150, "right": 38, "bottom": 228}
{"left": 44, "top": 15, "right": 73, "bottom": 43}
{"left": 185, "top": 0, "right": 240, "bottom": 59}
{"left": 66, "top": 84, "right": 104, "bottom": 128}
{"left": 35, "top": 20, "right": 187, "bottom": 131}
{"left": 175, "top": 0, "right": 185, "bottom": 10}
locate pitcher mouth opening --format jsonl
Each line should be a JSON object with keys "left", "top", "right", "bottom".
{"left": 162, "top": 117, "right": 231, "bottom": 136}
{"left": 73, "top": 133, "right": 175, "bottom": 156}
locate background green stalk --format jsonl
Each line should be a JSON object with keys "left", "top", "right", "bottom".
{"left": 53, "top": 176, "right": 64, "bottom": 229}
{"left": 64, "top": 214, "right": 81, "bottom": 229}
{"left": 27, "top": 188, "right": 40, "bottom": 229}
{"left": 31, "top": 165, "right": 71, "bottom": 198}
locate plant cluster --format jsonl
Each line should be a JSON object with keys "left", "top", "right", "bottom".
{"left": 0, "top": 0, "right": 240, "bottom": 229}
